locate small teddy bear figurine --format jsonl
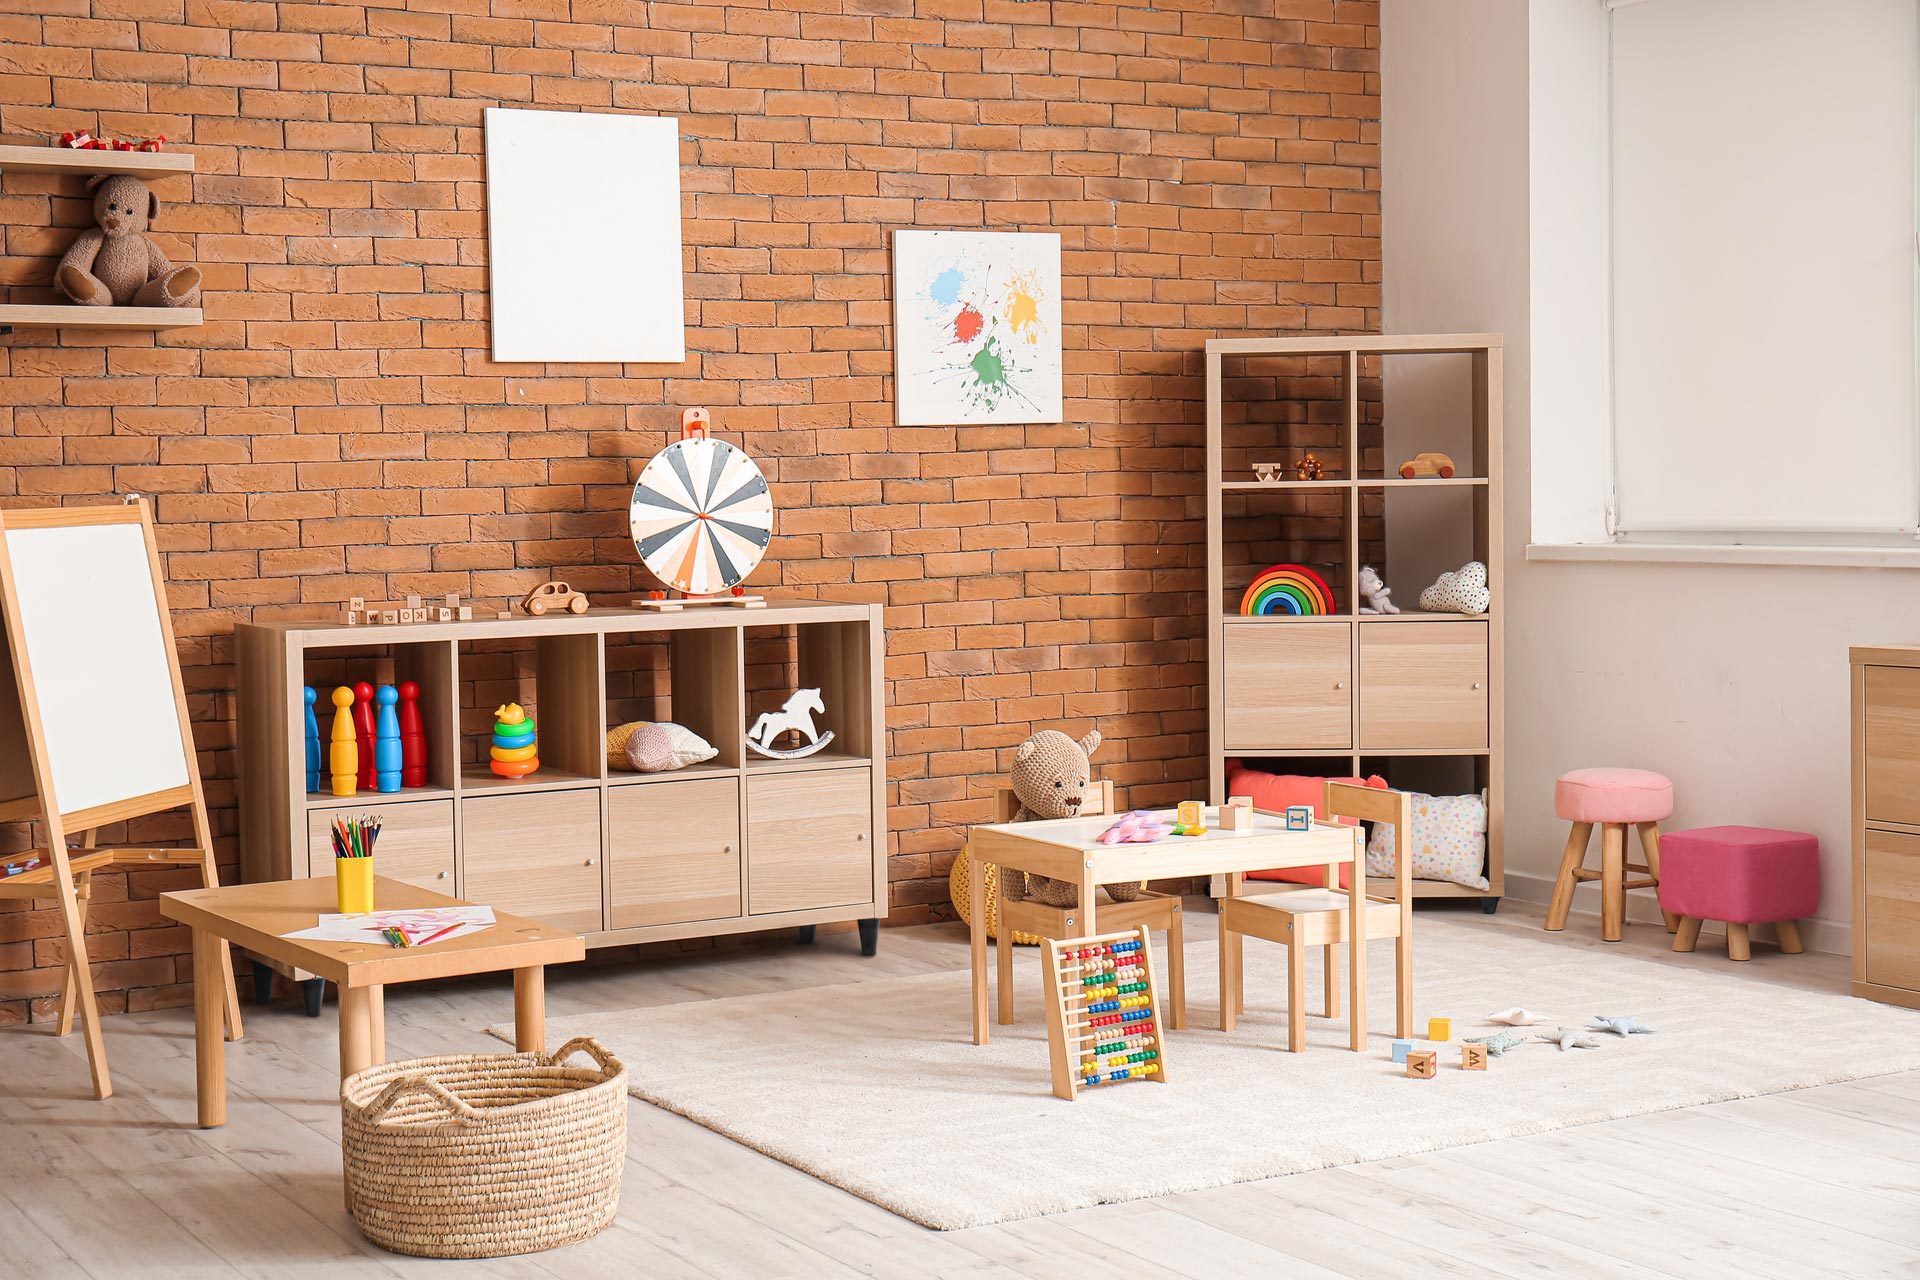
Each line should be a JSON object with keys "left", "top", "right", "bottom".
{"left": 1358, "top": 564, "right": 1399, "bottom": 614}
{"left": 55, "top": 174, "right": 201, "bottom": 309}
{"left": 999, "top": 728, "right": 1148, "bottom": 908}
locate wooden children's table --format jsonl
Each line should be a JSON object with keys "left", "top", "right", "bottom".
{"left": 160, "top": 876, "right": 585, "bottom": 1129}
{"left": 966, "top": 806, "right": 1368, "bottom": 1049}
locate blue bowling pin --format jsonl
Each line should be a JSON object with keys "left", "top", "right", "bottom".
{"left": 375, "top": 684, "right": 402, "bottom": 792}
{"left": 303, "top": 686, "right": 321, "bottom": 793}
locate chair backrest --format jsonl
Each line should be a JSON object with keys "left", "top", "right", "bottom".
{"left": 993, "top": 779, "right": 1115, "bottom": 823}
{"left": 1325, "top": 780, "right": 1413, "bottom": 903}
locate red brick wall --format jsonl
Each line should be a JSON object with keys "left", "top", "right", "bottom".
{"left": 0, "top": 0, "right": 1379, "bottom": 1021}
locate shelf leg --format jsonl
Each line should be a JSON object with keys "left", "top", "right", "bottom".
{"left": 1480, "top": 897, "right": 1500, "bottom": 915}
{"left": 303, "top": 977, "right": 325, "bottom": 1018}
{"left": 858, "top": 918, "right": 879, "bottom": 957}
{"left": 796, "top": 925, "right": 816, "bottom": 945}
{"left": 251, "top": 961, "right": 274, "bottom": 1004}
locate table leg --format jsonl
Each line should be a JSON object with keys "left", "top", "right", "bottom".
{"left": 1219, "top": 871, "right": 1240, "bottom": 1032}
{"left": 1078, "top": 862, "right": 1097, "bottom": 937}
{"left": 970, "top": 855, "right": 989, "bottom": 1045}
{"left": 514, "top": 966, "right": 546, "bottom": 1053}
{"left": 1347, "top": 829, "right": 1368, "bottom": 1052}
{"left": 366, "top": 985, "right": 385, "bottom": 1066}
{"left": 192, "top": 928, "right": 226, "bottom": 1128}
{"left": 338, "top": 985, "right": 373, "bottom": 1080}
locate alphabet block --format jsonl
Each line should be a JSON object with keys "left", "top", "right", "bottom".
{"left": 1220, "top": 796, "right": 1254, "bottom": 830}
{"left": 1461, "top": 1044, "right": 1488, "bottom": 1071}
{"left": 1405, "top": 1050, "right": 1437, "bottom": 1079}
{"left": 1427, "top": 1017, "right": 1452, "bottom": 1041}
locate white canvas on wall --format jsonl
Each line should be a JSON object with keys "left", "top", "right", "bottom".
{"left": 484, "top": 107, "right": 686, "bottom": 364}
{"left": 891, "top": 230, "right": 1063, "bottom": 426}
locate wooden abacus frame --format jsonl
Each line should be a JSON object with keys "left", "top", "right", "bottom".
{"left": 1040, "top": 925, "right": 1170, "bottom": 1101}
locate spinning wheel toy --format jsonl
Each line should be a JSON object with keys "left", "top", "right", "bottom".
{"left": 630, "top": 409, "right": 772, "bottom": 609}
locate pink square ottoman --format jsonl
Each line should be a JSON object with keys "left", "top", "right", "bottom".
{"left": 1658, "top": 825, "right": 1818, "bottom": 961}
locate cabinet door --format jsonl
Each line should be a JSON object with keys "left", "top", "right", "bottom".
{"left": 1866, "top": 827, "right": 1920, "bottom": 990}
{"left": 1865, "top": 666, "right": 1920, "bottom": 826}
{"left": 462, "top": 789, "right": 602, "bottom": 933}
{"left": 1357, "top": 623, "right": 1489, "bottom": 750}
{"left": 307, "top": 800, "right": 454, "bottom": 891}
{"left": 1222, "top": 623, "right": 1351, "bottom": 750}
{"left": 608, "top": 778, "right": 742, "bottom": 929}
{"left": 746, "top": 768, "right": 874, "bottom": 915}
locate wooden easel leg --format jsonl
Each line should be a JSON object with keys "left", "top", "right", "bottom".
{"left": 44, "top": 824, "right": 109, "bottom": 1099}
{"left": 189, "top": 806, "right": 243, "bottom": 1041}
{"left": 56, "top": 864, "right": 92, "bottom": 1038}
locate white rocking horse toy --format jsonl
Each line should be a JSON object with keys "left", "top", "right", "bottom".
{"left": 747, "top": 688, "right": 835, "bottom": 759}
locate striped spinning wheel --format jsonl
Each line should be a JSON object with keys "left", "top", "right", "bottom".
{"left": 629, "top": 410, "right": 773, "bottom": 597}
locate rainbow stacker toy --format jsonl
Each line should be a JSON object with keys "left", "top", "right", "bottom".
{"left": 489, "top": 702, "right": 539, "bottom": 778}
{"left": 1239, "top": 563, "right": 1336, "bottom": 616}
{"left": 1041, "top": 926, "right": 1171, "bottom": 1101}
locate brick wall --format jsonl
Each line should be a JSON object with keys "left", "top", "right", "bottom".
{"left": 0, "top": 0, "right": 1379, "bottom": 1021}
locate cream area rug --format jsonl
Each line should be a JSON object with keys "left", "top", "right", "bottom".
{"left": 491, "top": 919, "right": 1920, "bottom": 1230}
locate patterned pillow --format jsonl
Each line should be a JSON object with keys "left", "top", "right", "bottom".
{"left": 1366, "top": 790, "right": 1489, "bottom": 890}
{"left": 606, "top": 721, "right": 718, "bottom": 773}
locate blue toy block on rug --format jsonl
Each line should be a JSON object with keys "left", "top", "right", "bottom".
{"left": 1391, "top": 1039, "right": 1415, "bottom": 1064}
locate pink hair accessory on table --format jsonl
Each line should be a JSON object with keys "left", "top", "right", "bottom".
{"left": 1095, "top": 810, "right": 1173, "bottom": 845}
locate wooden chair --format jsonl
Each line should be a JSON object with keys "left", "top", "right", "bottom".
{"left": 989, "top": 783, "right": 1186, "bottom": 1031}
{"left": 1218, "top": 782, "right": 1413, "bottom": 1051}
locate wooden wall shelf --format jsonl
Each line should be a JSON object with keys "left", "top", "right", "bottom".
{"left": 236, "top": 602, "right": 888, "bottom": 955}
{"left": 0, "top": 304, "right": 203, "bottom": 332}
{"left": 1205, "top": 333, "right": 1506, "bottom": 906}
{"left": 0, "top": 144, "right": 192, "bottom": 178}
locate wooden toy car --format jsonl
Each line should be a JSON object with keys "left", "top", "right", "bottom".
{"left": 523, "top": 581, "right": 589, "bottom": 616}
{"left": 1398, "top": 452, "right": 1456, "bottom": 479}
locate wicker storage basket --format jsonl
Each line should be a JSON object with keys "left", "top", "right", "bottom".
{"left": 341, "top": 1037, "right": 627, "bottom": 1259}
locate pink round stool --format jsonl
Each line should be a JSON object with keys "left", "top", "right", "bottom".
{"left": 1658, "top": 826, "right": 1818, "bottom": 960}
{"left": 1544, "top": 768, "right": 1674, "bottom": 941}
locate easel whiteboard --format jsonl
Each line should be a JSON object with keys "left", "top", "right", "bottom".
{"left": 1, "top": 520, "right": 190, "bottom": 815}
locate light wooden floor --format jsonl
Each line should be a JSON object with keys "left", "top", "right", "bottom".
{"left": 3, "top": 899, "right": 1918, "bottom": 1279}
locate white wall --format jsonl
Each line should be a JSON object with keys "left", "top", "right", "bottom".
{"left": 1383, "top": 0, "right": 1898, "bottom": 952}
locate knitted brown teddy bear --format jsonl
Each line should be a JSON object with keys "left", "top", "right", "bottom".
{"left": 55, "top": 174, "right": 200, "bottom": 308}
{"left": 999, "top": 728, "right": 1147, "bottom": 909}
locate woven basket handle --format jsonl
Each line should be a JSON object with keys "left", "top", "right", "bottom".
{"left": 361, "top": 1075, "right": 482, "bottom": 1125}
{"left": 547, "top": 1036, "right": 621, "bottom": 1075}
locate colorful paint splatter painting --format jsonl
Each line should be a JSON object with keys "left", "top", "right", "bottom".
{"left": 891, "top": 230, "right": 1064, "bottom": 426}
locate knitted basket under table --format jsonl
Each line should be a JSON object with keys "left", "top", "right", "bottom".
{"left": 950, "top": 845, "right": 1044, "bottom": 945}
{"left": 341, "top": 1037, "right": 627, "bottom": 1259}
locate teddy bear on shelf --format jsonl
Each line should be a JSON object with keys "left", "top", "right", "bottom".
{"left": 1358, "top": 564, "right": 1400, "bottom": 614}
{"left": 55, "top": 174, "right": 200, "bottom": 309}
{"left": 999, "top": 728, "right": 1148, "bottom": 909}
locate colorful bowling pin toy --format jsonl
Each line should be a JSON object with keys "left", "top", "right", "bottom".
{"left": 329, "top": 686, "right": 358, "bottom": 797}
{"left": 398, "top": 680, "right": 426, "bottom": 788}
{"left": 303, "top": 686, "right": 321, "bottom": 792}
{"left": 374, "top": 684, "right": 402, "bottom": 792}
{"left": 354, "top": 681, "right": 377, "bottom": 789}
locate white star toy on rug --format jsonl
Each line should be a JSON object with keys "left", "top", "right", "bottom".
{"left": 1465, "top": 1031, "right": 1529, "bottom": 1056}
{"left": 1587, "top": 1015, "right": 1656, "bottom": 1037}
{"left": 1487, "top": 1007, "right": 1552, "bottom": 1026}
{"left": 1536, "top": 1027, "right": 1602, "bottom": 1052}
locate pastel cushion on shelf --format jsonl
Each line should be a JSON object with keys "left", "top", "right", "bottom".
{"left": 1224, "top": 763, "right": 1387, "bottom": 887}
{"left": 1553, "top": 767, "right": 1673, "bottom": 825}
{"left": 606, "top": 721, "right": 718, "bottom": 773}
{"left": 1657, "top": 826, "right": 1820, "bottom": 924}
{"left": 1366, "top": 790, "right": 1490, "bottom": 891}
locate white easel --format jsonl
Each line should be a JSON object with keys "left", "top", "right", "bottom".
{"left": 0, "top": 500, "right": 241, "bottom": 1098}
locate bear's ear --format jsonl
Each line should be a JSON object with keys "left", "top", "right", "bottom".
{"left": 1015, "top": 740, "right": 1038, "bottom": 764}
{"left": 1077, "top": 729, "right": 1102, "bottom": 759}
{"left": 85, "top": 174, "right": 107, "bottom": 195}
{"left": 148, "top": 189, "right": 159, "bottom": 222}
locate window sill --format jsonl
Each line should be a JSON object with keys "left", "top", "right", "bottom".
{"left": 1526, "top": 541, "right": 1920, "bottom": 569}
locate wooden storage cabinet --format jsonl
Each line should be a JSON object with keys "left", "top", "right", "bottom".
{"left": 1358, "top": 623, "right": 1489, "bottom": 750}
{"left": 609, "top": 778, "right": 741, "bottom": 928}
{"left": 747, "top": 768, "right": 874, "bottom": 914}
{"left": 1222, "top": 623, "right": 1350, "bottom": 750}
{"left": 237, "top": 602, "right": 887, "bottom": 957}
{"left": 1851, "top": 648, "right": 1920, "bottom": 1008}
{"left": 305, "top": 799, "right": 453, "bottom": 889}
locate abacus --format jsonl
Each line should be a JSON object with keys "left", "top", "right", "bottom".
{"left": 1040, "top": 926, "right": 1171, "bottom": 1100}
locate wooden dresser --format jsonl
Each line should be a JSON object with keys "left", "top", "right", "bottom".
{"left": 1850, "top": 645, "right": 1920, "bottom": 1008}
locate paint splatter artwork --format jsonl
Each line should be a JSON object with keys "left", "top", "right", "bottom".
{"left": 892, "top": 230, "right": 1064, "bottom": 426}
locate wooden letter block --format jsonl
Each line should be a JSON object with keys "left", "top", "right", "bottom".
{"left": 458, "top": 606, "right": 473, "bottom": 621}
{"left": 1405, "top": 1050, "right": 1437, "bottom": 1079}
{"left": 348, "top": 596, "right": 365, "bottom": 612}
{"left": 345, "top": 610, "right": 360, "bottom": 626}
{"left": 1427, "top": 1016, "right": 1452, "bottom": 1041}
{"left": 1220, "top": 796, "right": 1253, "bottom": 830}
{"left": 438, "top": 607, "right": 453, "bottom": 622}
{"left": 382, "top": 610, "right": 399, "bottom": 624}
{"left": 1284, "top": 805, "right": 1312, "bottom": 832}
{"left": 406, "top": 594, "right": 422, "bottom": 611}
{"left": 1460, "top": 1043, "right": 1488, "bottom": 1071}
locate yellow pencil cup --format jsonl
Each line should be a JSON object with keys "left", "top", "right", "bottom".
{"left": 336, "top": 857, "right": 374, "bottom": 914}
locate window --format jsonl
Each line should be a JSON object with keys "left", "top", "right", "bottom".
{"left": 1606, "top": 0, "right": 1919, "bottom": 542}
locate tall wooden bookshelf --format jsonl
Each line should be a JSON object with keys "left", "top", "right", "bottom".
{"left": 1204, "top": 334, "right": 1505, "bottom": 907}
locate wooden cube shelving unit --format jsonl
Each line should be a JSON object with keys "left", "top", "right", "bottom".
{"left": 236, "top": 601, "right": 886, "bottom": 951}
{"left": 1205, "top": 333, "right": 1505, "bottom": 906}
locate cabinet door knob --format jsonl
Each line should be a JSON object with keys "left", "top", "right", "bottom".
{"left": 436, "top": 871, "right": 448, "bottom": 880}
{"left": 584, "top": 858, "right": 597, "bottom": 867}
{"left": 1471, "top": 682, "right": 1483, "bottom": 690}
{"left": 723, "top": 843, "right": 734, "bottom": 854}
{"left": 1334, "top": 681, "right": 1346, "bottom": 690}
{"left": 856, "top": 832, "right": 866, "bottom": 842}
